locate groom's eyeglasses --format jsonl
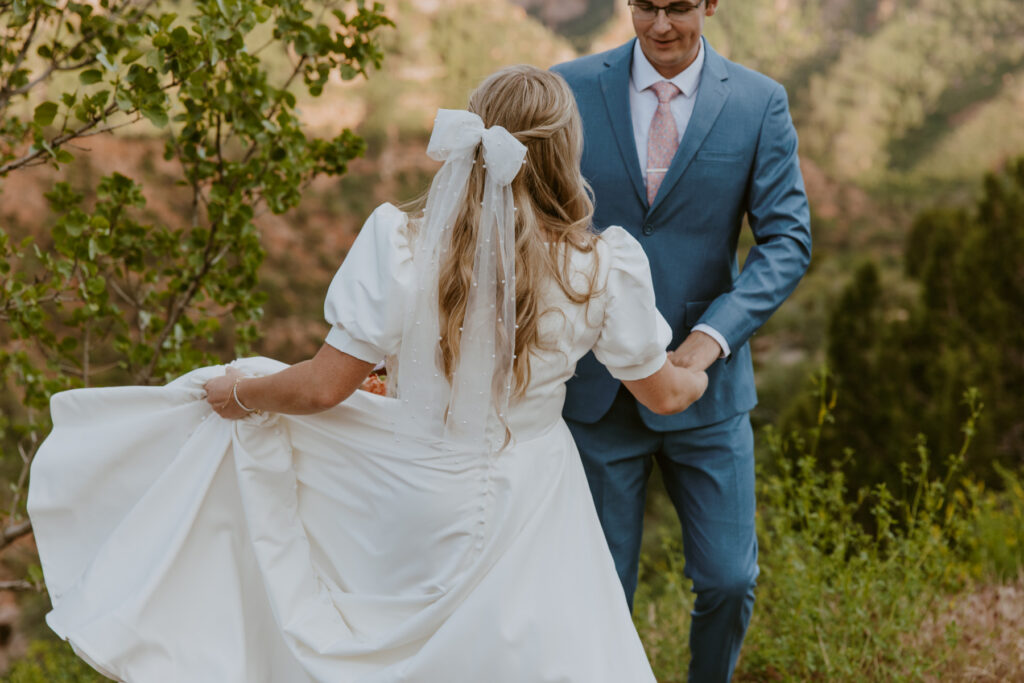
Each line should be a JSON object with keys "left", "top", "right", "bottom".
{"left": 628, "top": 0, "right": 706, "bottom": 22}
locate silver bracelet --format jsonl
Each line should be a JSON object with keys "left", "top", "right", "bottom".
{"left": 232, "top": 377, "right": 258, "bottom": 413}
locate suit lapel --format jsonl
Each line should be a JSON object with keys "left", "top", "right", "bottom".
{"left": 649, "top": 38, "right": 731, "bottom": 216}
{"left": 599, "top": 40, "right": 647, "bottom": 207}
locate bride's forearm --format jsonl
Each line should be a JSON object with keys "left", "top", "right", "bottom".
{"left": 235, "top": 345, "right": 375, "bottom": 415}
{"left": 622, "top": 357, "right": 709, "bottom": 416}
{"left": 236, "top": 360, "right": 325, "bottom": 415}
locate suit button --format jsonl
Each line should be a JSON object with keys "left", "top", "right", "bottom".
{"left": 642, "top": 223, "right": 654, "bottom": 236}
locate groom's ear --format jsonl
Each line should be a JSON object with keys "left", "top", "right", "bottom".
{"left": 705, "top": 0, "right": 719, "bottom": 16}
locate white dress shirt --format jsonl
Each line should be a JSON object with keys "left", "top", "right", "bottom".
{"left": 629, "top": 40, "right": 731, "bottom": 358}
{"left": 630, "top": 39, "right": 704, "bottom": 175}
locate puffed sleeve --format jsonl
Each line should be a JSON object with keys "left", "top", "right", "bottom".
{"left": 591, "top": 226, "right": 672, "bottom": 381}
{"left": 323, "top": 203, "right": 414, "bottom": 363}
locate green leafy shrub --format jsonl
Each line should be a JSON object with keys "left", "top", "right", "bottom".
{"left": 789, "top": 158, "right": 1024, "bottom": 494}
{"left": 635, "top": 375, "right": 985, "bottom": 681}
{"left": 0, "top": 0, "right": 392, "bottom": 591}
{"left": 962, "top": 464, "right": 1024, "bottom": 581}
{"left": 4, "top": 640, "right": 106, "bottom": 683}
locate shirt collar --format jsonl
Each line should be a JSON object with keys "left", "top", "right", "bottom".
{"left": 630, "top": 37, "right": 704, "bottom": 98}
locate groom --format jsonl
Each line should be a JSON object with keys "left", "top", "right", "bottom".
{"left": 553, "top": 1, "right": 811, "bottom": 680}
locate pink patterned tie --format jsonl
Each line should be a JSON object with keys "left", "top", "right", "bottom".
{"left": 646, "top": 81, "right": 681, "bottom": 205}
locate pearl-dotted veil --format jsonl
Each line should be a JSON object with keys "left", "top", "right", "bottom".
{"left": 393, "top": 109, "right": 527, "bottom": 449}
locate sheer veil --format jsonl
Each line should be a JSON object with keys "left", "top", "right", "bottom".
{"left": 392, "top": 109, "right": 527, "bottom": 449}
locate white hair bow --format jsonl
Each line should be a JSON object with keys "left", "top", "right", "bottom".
{"left": 426, "top": 110, "right": 527, "bottom": 185}
{"left": 395, "top": 109, "right": 527, "bottom": 448}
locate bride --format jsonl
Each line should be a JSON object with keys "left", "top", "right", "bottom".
{"left": 28, "top": 65, "right": 707, "bottom": 682}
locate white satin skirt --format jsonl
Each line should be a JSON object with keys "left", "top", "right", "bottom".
{"left": 27, "top": 358, "right": 655, "bottom": 682}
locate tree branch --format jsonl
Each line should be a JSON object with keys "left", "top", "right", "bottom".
{"left": 74, "top": 113, "right": 145, "bottom": 140}
{"left": 0, "top": 70, "right": 181, "bottom": 175}
{"left": 0, "top": 520, "right": 32, "bottom": 550}
{"left": 0, "top": 288, "right": 64, "bottom": 321}
{"left": 82, "top": 323, "right": 90, "bottom": 387}
{"left": 134, "top": 179, "right": 216, "bottom": 383}
{"left": 240, "top": 55, "right": 307, "bottom": 166}
{"left": 0, "top": 10, "right": 41, "bottom": 110}
{"left": 0, "top": 580, "right": 41, "bottom": 592}
{"left": 7, "top": 440, "right": 33, "bottom": 525}
{"left": 0, "top": 0, "right": 126, "bottom": 108}
{"left": 0, "top": 100, "right": 119, "bottom": 174}
{"left": 108, "top": 275, "right": 140, "bottom": 309}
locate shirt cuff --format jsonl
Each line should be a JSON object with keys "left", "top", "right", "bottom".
{"left": 325, "top": 326, "right": 385, "bottom": 365}
{"left": 692, "top": 324, "right": 730, "bottom": 358}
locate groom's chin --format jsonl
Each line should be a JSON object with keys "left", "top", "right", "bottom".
{"left": 637, "top": 34, "right": 701, "bottom": 77}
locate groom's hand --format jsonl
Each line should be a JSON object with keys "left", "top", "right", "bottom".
{"left": 670, "top": 330, "right": 722, "bottom": 373}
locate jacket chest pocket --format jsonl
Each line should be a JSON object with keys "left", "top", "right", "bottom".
{"left": 689, "top": 150, "right": 749, "bottom": 189}
{"left": 696, "top": 149, "right": 743, "bottom": 163}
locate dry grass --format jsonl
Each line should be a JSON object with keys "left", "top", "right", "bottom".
{"left": 918, "top": 578, "right": 1024, "bottom": 682}
{"left": 641, "top": 577, "right": 1024, "bottom": 682}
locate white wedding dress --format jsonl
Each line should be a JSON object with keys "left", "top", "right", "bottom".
{"left": 28, "top": 203, "right": 671, "bottom": 683}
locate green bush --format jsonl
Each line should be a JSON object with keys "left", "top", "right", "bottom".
{"left": 635, "top": 376, "right": 984, "bottom": 681}
{"left": 790, "top": 158, "right": 1024, "bottom": 494}
{"left": 962, "top": 464, "right": 1024, "bottom": 581}
{"left": 3, "top": 640, "right": 106, "bottom": 683}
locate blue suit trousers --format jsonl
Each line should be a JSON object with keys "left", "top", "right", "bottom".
{"left": 567, "top": 387, "right": 758, "bottom": 683}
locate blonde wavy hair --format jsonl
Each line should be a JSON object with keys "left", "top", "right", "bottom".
{"left": 406, "top": 65, "right": 601, "bottom": 397}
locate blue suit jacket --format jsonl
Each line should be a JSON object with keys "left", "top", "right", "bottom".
{"left": 553, "top": 39, "right": 812, "bottom": 430}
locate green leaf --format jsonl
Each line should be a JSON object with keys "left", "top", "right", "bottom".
{"left": 142, "top": 107, "right": 169, "bottom": 128}
{"left": 339, "top": 64, "right": 358, "bottom": 81}
{"left": 80, "top": 69, "right": 103, "bottom": 85}
{"left": 123, "top": 48, "right": 144, "bottom": 64}
{"left": 63, "top": 219, "right": 84, "bottom": 237}
{"left": 170, "top": 27, "right": 189, "bottom": 47}
{"left": 147, "top": 49, "right": 164, "bottom": 71}
{"left": 33, "top": 102, "right": 59, "bottom": 126}
{"left": 114, "top": 88, "right": 134, "bottom": 112}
